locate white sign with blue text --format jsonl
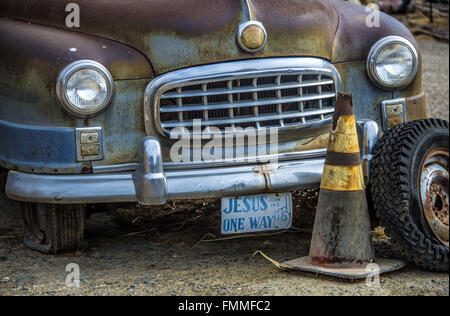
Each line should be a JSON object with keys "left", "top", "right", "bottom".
{"left": 221, "top": 193, "right": 293, "bottom": 235}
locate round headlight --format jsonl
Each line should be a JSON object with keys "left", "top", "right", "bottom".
{"left": 366, "top": 36, "right": 418, "bottom": 90}
{"left": 57, "top": 60, "right": 114, "bottom": 117}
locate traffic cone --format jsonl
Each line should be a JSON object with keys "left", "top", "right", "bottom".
{"left": 283, "top": 93, "right": 404, "bottom": 280}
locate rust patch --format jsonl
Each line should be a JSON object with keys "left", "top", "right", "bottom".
{"left": 421, "top": 149, "right": 449, "bottom": 247}
{"left": 405, "top": 91, "right": 428, "bottom": 121}
{"left": 293, "top": 134, "right": 330, "bottom": 152}
{"left": 386, "top": 115, "right": 404, "bottom": 127}
{"left": 0, "top": 0, "right": 338, "bottom": 75}
{"left": 331, "top": 0, "right": 418, "bottom": 63}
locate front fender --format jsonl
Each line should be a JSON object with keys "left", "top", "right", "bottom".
{"left": 0, "top": 18, "right": 153, "bottom": 127}
{"left": 331, "top": 1, "right": 425, "bottom": 121}
{"left": 331, "top": 1, "right": 418, "bottom": 63}
{"left": 0, "top": 19, "right": 154, "bottom": 173}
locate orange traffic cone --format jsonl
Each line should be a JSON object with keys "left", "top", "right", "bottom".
{"left": 284, "top": 93, "right": 404, "bottom": 279}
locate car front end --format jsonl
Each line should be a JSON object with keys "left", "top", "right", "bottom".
{"left": 0, "top": 0, "right": 427, "bottom": 206}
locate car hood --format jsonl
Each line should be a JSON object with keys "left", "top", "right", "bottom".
{"left": 0, "top": 0, "right": 339, "bottom": 75}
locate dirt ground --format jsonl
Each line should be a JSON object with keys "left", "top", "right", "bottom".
{"left": 0, "top": 38, "right": 448, "bottom": 296}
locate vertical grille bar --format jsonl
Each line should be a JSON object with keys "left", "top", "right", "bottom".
{"left": 298, "top": 75, "right": 306, "bottom": 124}
{"left": 227, "top": 80, "right": 235, "bottom": 131}
{"left": 252, "top": 78, "right": 260, "bottom": 129}
{"left": 202, "top": 83, "right": 209, "bottom": 133}
{"left": 177, "top": 87, "right": 183, "bottom": 123}
{"left": 318, "top": 75, "right": 324, "bottom": 120}
{"left": 276, "top": 75, "right": 284, "bottom": 127}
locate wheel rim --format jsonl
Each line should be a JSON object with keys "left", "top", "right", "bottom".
{"left": 27, "top": 204, "right": 46, "bottom": 244}
{"left": 420, "top": 149, "right": 449, "bottom": 248}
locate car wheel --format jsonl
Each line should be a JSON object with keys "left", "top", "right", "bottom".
{"left": 370, "top": 118, "right": 449, "bottom": 272}
{"left": 21, "top": 203, "right": 87, "bottom": 254}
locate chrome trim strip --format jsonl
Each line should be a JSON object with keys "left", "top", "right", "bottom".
{"left": 144, "top": 57, "right": 342, "bottom": 137}
{"left": 161, "top": 107, "right": 334, "bottom": 128}
{"left": 160, "top": 79, "right": 335, "bottom": 99}
{"left": 160, "top": 93, "right": 336, "bottom": 113}
{"left": 163, "top": 148, "right": 327, "bottom": 171}
{"left": 242, "top": 0, "right": 254, "bottom": 21}
{"left": 93, "top": 163, "right": 139, "bottom": 174}
{"left": 92, "top": 148, "right": 327, "bottom": 173}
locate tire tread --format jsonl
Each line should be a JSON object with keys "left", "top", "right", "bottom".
{"left": 22, "top": 203, "right": 86, "bottom": 255}
{"left": 370, "top": 119, "right": 449, "bottom": 272}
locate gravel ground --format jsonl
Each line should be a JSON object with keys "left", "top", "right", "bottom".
{"left": 418, "top": 37, "right": 450, "bottom": 120}
{"left": 0, "top": 38, "right": 448, "bottom": 297}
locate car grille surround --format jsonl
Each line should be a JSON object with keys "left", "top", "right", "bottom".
{"left": 145, "top": 58, "right": 342, "bottom": 136}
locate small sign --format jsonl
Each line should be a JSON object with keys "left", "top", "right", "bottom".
{"left": 221, "top": 193, "right": 292, "bottom": 235}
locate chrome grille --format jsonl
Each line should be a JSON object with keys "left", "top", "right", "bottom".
{"left": 146, "top": 58, "right": 341, "bottom": 135}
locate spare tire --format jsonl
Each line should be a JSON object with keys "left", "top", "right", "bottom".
{"left": 370, "top": 118, "right": 449, "bottom": 271}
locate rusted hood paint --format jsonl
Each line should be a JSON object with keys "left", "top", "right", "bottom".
{"left": 0, "top": 0, "right": 339, "bottom": 75}
{"left": 331, "top": 0, "right": 418, "bottom": 62}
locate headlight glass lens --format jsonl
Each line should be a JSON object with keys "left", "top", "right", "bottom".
{"left": 375, "top": 43, "right": 414, "bottom": 86}
{"left": 66, "top": 68, "right": 109, "bottom": 112}
{"left": 367, "top": 36, "right": 418, "bottom": 90}
{"left": 57, "top": 60, "right": 114, "bottom": 117}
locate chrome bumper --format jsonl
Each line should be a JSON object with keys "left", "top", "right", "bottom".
{"left": 6, "top": 137, "right": 326, "bottom": 204}
{"left": 6, "top": 120, "right": 381, "bottom": 205}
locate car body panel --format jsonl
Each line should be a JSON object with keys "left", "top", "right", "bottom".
{"left": 0, "top": 119, "right": 84, "bottom": 174}
{"left": 331, "top": 0, "right": 418, "bottom": 62}
{"left": 0, "top": 18, "right": 153, "bottom": 127}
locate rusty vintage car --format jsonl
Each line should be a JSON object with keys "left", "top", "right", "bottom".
{"left": 0, "top": 0, "right": 448, "bottom": 271}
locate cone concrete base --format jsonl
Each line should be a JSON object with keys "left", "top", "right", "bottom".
{"left": 283, "top": 257, "right": 405, "bottom": 280}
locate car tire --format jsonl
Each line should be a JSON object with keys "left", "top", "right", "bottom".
{"left": 370, "top": 118, "right": 449, "bottom": 272}
{"left": 21, "top": 203, "right": 87, "bottom": 254}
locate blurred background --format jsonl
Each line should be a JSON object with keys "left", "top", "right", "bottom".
{"left": 348, "top": 0, "right": 449, "bottom": 41}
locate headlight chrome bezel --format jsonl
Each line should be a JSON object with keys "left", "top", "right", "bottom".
{"left": 366, "top": 36, "right": 419, "bottom": 91}
{"left": 56, "top": 60, "right": 115, "bottom": 118}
